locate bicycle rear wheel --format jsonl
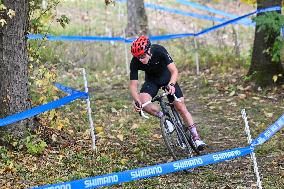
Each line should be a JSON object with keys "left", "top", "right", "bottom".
{"left": 160, "top": 116, "right": 194, "bottom": 160}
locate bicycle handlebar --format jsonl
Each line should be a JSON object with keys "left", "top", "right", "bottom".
{"left": 140, "top": 92, "right": 181, "bottom": 119}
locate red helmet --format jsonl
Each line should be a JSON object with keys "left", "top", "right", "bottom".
{"left": 131, "top": 36, "right": 151, "bottom": 57}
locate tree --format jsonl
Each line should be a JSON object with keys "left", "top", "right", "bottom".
{"left": 0, "top": 0, "right": 32, "bottom": 141}
{"left": 248, "top": 0, "right": 284, "bottom": 87}
{"left": 125, "top": 0, "right": 149, "bottom": 36}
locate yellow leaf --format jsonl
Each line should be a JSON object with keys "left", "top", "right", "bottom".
{"left": 35, "top": 79, "right": 44, "bottom": 86}
{"left": 7, "top": 9, "right": 15, "bottom": 19}
{"left": 272, "top": 75, "right": 278, "bottom": 83}
{"left": 0, "top": 19, "right": 7, "bottom": 27}
{"left": 240, "top": 0, "right": 256, "bottom": 5}
{"left": 117, "top": 134, "right": 124, "bottom": 141}
{"left": 64, "top": 117, "right": 70, "bottom": 125}
{"left": 45, "top": 72, "right": 52, "bottom": 79}
{"left": 39, "top": 96, "right": 47, "bottom": 103}
{"left": 95, "top": 126, "right": 103, "bottom": 133}
{"left": 0, "top": 4, "right": 7, "bottom": 10}
{"left": 49, "top": 109, "right": 56, "bottom": 120}
{"left": 120, "top": 158, "right": 128, "bottom": 165}
{"left": 57, "top": 121, "right": 64, "bottom": 130}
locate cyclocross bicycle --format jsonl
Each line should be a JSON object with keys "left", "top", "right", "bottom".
{"left": 140, "top": 88, "right": 200, "bottom": 161}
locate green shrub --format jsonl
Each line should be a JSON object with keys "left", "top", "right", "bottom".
{"left": 25, "top": 135, "right": 47, "bottom": 155}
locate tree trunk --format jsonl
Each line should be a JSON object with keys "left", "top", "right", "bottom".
{"left": 125, "top": 0, "right": 149, "bottom": 37}
{"left": 0, "top": 0, "right": 32, "bottom": 140}
{"left": 248, "top": 0, "right": 284, "bottom": 87}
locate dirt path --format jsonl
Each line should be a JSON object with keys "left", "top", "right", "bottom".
{"left": 92, "top": 70, "right": 271, "bottom": 189}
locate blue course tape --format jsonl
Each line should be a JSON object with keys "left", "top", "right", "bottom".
{"left": 0, "top": 84, "right": 88, "bottom": 127}
{"left": 27, "top": 6, "right": 281, "bottom": 42}
{"left": 251, "top": 114, "right": 284, "bottom": 146}
{"left": 145, "top": 3, "right": 228, "bottom": 23}
{"left": 176, "top": 0, "right": 253, "bottom": 25}
{"left": 258, "top": 6, "right": 281, "bottom": 13}
{"left": 122, "top": 34, "right": 195, "bottom": 43}
{"left": 195, "top": 10, "right": 256, "bottom": 36}
{"left": 117, "top": 0, "right": 232, "bottom": 23}
{"left": 54, "top": 83, "right": 82, "bottom": 95}
{"left": 28, "top": 34, "right": 125, "bottom": 42}
{"left": 195, "top": 6, "right": 280, "bottom": 36}
{"left": 29, "top": 146, "right": 253, "bottom": 189}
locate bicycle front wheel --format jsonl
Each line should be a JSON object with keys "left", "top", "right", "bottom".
{"left": 160, "top": 116, "right": 194, "bottom": 160}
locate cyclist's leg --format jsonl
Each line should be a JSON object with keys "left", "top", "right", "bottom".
{"left": 139, "top": 81, "right": 161, "bottom": 117}
{"left": 168, "top": 83, "right": 206, "bottom": 149}
{"left": 167, "top": 83, "right": 194, "bottom": 127}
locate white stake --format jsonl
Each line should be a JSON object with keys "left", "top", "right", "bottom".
{"left": 194, "top": 36, "right": 199, "bottom": 75}
{"left": 41, "top": 0, "right": 47, "bottom": 10}
{"left": 81, "top": 68, "right": 96, "bottom": 150}
{"left": 123, "top": 30, "right": 129, "bottom": 74}
{"left": 241, "top": 109, "right": 262, "bottom": 189}
{"left": 193, "top": 24, "right": 199, "bottom": 75}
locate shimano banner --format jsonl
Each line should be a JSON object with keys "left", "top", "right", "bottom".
{"left": 30, "top": 113, "right": 284, "bottom": 189}
{"left": 30, "top": 146, "right": 253, "bottom": 189}
{"left": 251, "top": 114, "right": 284, "bottom": 146}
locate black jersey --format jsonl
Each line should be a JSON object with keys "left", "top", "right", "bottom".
{"left": 130, "top": 44, "right": 174, "bottom": 85}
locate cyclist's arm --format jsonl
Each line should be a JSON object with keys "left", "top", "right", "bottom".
{"left": 129, "top": 80, "right": 140, "bottom": 102}
{"left": 167, "top": 63, "right": 178, "bottom": 85}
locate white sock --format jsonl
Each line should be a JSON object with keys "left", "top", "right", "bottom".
{"left": 189, "top": 124, "right": 200, "bottom": 141}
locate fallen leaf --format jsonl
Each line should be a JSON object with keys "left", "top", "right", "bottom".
{"left": 238, "top": 94, "right": 246, "bottom": 99}
{"left": 229, "top": 91, "right": 235, "bottom": 96}
{"left": 273, "top": 75, "right": 278, "bottom": 82}
{"left": 117, "top": 134, "right": 124, "bottom": 141}
{"left": 111, "top": 107, "right": 118, "bottom": 113}
{"left": 237, "top": 85, "right": 244, "bottom": 91}
{"left": 120, "top": 158, "right": 128, "bottom": 165}
{"left": 252, "top": 97, "right": 260, "bottom": 100}
{"left": 131, "top": 124, "right": 139, "bottom": 130}
{"left": 209, "top": 106, "right": 216, "bottom": 110}
{"left": 152, "top": 134, "right": 162, "bottom": 139}
{"left": 95, "top": 126, "right": 104, "bottom": 133}
{"left": 264, "top": 111, "right": 273, "bottom": 118}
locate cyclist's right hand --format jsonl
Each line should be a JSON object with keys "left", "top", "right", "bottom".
{"left": 133, "top": 100, "right": 142, "bottom": 112}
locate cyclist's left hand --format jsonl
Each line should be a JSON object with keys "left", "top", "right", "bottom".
{"left": 167, "top": 85, "right": 175, "bottom": 95}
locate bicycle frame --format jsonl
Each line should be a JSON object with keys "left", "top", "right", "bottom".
{"left": 139, "top": 91, "right": 199, "bottom": 156}
{"left": 140, "top": 92, "right": 180, "bottom": 119}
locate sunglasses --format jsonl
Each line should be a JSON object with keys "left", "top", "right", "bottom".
{"left": 137, "top": 54, "right": 147, "bottom": 60}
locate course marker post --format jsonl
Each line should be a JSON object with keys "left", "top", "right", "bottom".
{"left": 241, "top": 109, "right": 262, "bottom": 189}
{"left": 123, "top": 30, "right": 129, "bottom": 74}
{"left": 82, "top": 68, "right": 96, "bottom": 150}
{"left": 193, "top": 24, "right": 200, "bottom": 75}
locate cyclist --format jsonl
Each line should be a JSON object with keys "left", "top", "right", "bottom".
{"left": 129, "top": 35, "right": 206, "bottom": 150}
